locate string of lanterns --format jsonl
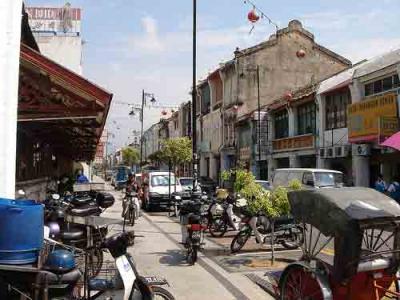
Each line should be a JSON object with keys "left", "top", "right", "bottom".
{"left": 114, "top": 101, "right": 179, "bottom": 117}
{"left": 243, "top": 0, "right": 279, "bottom": 33}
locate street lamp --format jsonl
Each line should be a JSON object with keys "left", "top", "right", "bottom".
{"left": 140, "top": 90, "right": 156, "bottom": 170}
{"left": 191, "top": 0, "right": 198, "bottom": 191}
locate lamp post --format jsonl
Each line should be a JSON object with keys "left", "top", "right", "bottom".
{"left": 192, "top": 0, "right": 198, "bottom": 191}
{"left": 140, "top": 90, "right": 156, "bottom": 171}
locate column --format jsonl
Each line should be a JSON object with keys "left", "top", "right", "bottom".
{"left": 352, "top": 153, "right": 370, "bottom": 187}
{"left": 288, "top": 107, "right": 297, "bottom": 137}
{"left": 267, "top": 157, "right": 277, "bottom": 182}
{"left": 0, "top": 0, "right": 23, "bottom": 198}
{"left": 349, "top": 79, "right": 364, "bottom": 104}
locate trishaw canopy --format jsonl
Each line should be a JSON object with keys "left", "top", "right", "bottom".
{"left": 288, "top": 187, "right": 400, "bottom": 236}
{"left": 288, "top": 187, "right": 400, "bottom": 282}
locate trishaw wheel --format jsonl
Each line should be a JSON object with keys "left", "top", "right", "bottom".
{"left": 280, "top": 265, "right": 324, "bottom": 300}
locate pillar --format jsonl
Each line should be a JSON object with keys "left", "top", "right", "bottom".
{"left": 352, "top": 154, "right": 370, "bottom": 187}
{"left": 0, "top": 0, "right": 23, "bottom": 198}
{"left": 288, "top": 107, "right": 297, "bottom": 137}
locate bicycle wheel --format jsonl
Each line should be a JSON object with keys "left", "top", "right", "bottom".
{"left": 152, "top": 286, "right": 176, "bottom": 300}
{"left": 209, "top": 217, "right": 227, "bottom": 237}
{"left": 230, "top": 225, "right": 251, "bottom": 253}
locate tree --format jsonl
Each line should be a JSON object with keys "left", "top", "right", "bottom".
{"left": 122, "top": 147, "right": 140, "bottom": 167}
{"left": 161, "top": 137, "right": 192, "bottom": 170}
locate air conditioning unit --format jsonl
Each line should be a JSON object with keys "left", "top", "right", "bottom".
{"left": 335, "top": 146, "right": 350, "bottom": 158}
{"left": 326, "top": 147, "right": 334, "bottom": 158}
{"left": 352, "top": 144, "right": 371, "bottom": 156}
{"left": 319, "top": 148, "right": 325, "bottom": 158}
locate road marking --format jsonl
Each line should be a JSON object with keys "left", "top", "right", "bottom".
{"left": 142, "top": 212, "right": 251, "bottom": 300}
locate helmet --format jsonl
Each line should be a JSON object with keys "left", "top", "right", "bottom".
{"left": 44, "top": 250, "right": 76, "bottom": 274}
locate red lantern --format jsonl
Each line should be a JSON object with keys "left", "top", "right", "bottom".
{"left": 247, "top": 9, "right": 260, "bottom": 23}
{"left": 296, "top": 49, "right": 306, "bottom": 58}
{"left": 161, "top": 110, "right": 167, "bottom": 116}
{"left": 284, "top": 91, "right": 293, "bottom": 101}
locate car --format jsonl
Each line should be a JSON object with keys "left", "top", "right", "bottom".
{"left": 179, "top": 177, "right": 194, "bottom": 192}
{"left": 255, "top": 180, "right": 271, "bottom": 191}
{"left": 199, "top": 176, "right": 218, "bottom": 195}
{"left": 142, "top": 171, "right": 183, "bottom": 211}
{"left": 271, "top": 168, "right": 344, "bottom": 189}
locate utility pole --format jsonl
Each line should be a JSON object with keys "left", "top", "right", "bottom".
{"left": 140, "top": 89, "right": 145, "bottom": 171}
{"left": 257, "top": 65, "right": 261, "bottom": 179}
{"left": 192, "top": 0, "right": 198, "bottom": 191}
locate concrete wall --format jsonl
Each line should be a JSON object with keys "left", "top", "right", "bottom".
{"left": 236, "top": 20, "right": 350, "bottom": 119}
{"left": 33, "top": 34, "right": 83, "bottom": 75}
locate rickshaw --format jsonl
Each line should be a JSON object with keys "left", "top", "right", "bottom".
{"left": 278, "top": 187, "right": 400, "bottom": 300}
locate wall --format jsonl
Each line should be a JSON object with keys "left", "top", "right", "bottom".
{"left": 33, "top": 34, "right": 82, "bottom": 74}
{"left": 236, "top": 20, "right": 350, "bottom": 119}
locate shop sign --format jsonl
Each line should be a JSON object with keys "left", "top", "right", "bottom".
{"left": 239, "top": 146, "right": 251, "bottom": 160}
{"left": 379, "top": 116, "right": 399, "bottom": 138}
{"left": 26, "top": 6, "right": 81, "bottom": 34}
{"left": 272, "top": 134, "right": 314, "bottom": 152}
{"left": 348, "top": 93, "right": 398, "bottom": 142}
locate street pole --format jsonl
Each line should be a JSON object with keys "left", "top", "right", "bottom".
{"left": 140, "top": 89, "right": 145, "bottom": 171}
{"left": 192, "top": 0, "right": 198, "bottom": 191}
{"left": 257, "top": 65, "right": 261, "bottom": 180}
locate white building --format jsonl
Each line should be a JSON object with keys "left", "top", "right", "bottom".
{"left": 26, "top": 4, "right": 83, "bottom": 75}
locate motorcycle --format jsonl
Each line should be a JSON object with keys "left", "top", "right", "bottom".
{"left": 208, "top": 195, "right": 247, "bottom": 237}
{"left": 0, "top": 231, "right": 175, "bottom": 300}
{"left": 122, "top": 191, "right": 141, "bottom": 226}
{"left": 230, "top": 213, "right": 304, "bottom": 253}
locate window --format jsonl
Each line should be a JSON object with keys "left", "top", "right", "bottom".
{"left": 274, "top": 109, "right": 288, "bottom": 139}
{"left": 325, "top": 90, "right": 349, "bottom": 130}
{"left": 302, "top": 172, "right": 314, "bottom": 186}
{"left": 297, "top": 102, "right": 316, "bottom": 135}
{"left": 151, "top": 175, "right": 176, "bottom": 187}
{"left": 365, "top": 74, "right": 399, "bottom": 96}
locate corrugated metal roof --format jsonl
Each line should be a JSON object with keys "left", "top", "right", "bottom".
{"left": 353, "top": 49, "right": 400, "bottom": 78}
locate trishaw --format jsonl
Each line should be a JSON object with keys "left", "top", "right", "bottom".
{"left": 277, "top": 187, "right": 400, "bottom": 300}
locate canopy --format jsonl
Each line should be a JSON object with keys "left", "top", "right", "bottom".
{"left": 288, "top": 187, "right": 400, "bottom": 236}
{"left": 380, "top": 131, "right": 400, "bottom": 151}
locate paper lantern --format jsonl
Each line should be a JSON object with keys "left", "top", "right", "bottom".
{"left": 247, "top": 9, "right": 260, "bottom": 23}
{"left": 296, "top": 49, "right": 306, "bottom": 58}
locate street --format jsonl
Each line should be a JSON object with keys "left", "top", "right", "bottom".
{"left": 104, "top": 186, "right": 273, "bottom": 300}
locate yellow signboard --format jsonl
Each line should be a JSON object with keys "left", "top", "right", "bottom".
{"left": 379, "top": 116, "right": 399, "bottom": 137}
{"left": 348, "top": 93, "right": 398, "bottom": 142}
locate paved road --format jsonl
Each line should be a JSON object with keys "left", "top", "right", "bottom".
{"left": 104, "top": 187, "right": 273, "bottom": 300}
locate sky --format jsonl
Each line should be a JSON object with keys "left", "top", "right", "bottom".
{"left": 25, "top": 0, "right": 400, "bottom": 151}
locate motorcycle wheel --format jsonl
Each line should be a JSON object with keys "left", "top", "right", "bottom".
{"left": 282, "top": 227, "right": 304, "bottom": 250}
{"left": 152, "top": 286, "right": 176, "bottom": 300}
{"left": 128, "top": 206, "right": 135, "bottom": 226}
{"left": 187, "top": 245, "right": 198, "bottom": 265}
{"left": 209, "top": 217, "right": 227, "bottom": 237}
{"left": 230, "top": 225, "right": 251, "bottom": 253}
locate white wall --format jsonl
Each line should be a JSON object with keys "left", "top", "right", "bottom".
{"left": 33, "top": 34, "right": 82, "bottom": 75}
{"left": 0, "top": 0, "right": 23, "bottom": 198}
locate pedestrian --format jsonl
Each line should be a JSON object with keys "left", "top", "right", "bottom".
{"left": 76, "top": 170, "right": 89, "bottom": 183}
{"left": 387, "top": 176, "right": 400, "bottom": 202}
{"left": 374, "top": 174, "right": 386, "bottom": 193}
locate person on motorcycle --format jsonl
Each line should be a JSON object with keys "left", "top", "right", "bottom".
{"left": 122, "top": 173, "right": 141, "bottom": 218}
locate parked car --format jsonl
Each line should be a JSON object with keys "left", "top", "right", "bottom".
{"left": 179, "top": 177, "right": 194, "bottom": 191}
{"left": 271, "top": 168, "right": 344, "bottom": 189}
{"left": 142, "top": 171, "right": 183, "bottom": 211}
{"left": 255, "top": 180, "right": 271, "bottom": 191}
{"left": 199, "top": 176, "right": 218, "bottom": 195}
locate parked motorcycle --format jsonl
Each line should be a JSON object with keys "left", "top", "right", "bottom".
{"left": 208, "top": 195, "right": 247, "bottom": 237}
{"left": 230, "top": 214, "right": 304, "bottom": 253}
{"left": 0, "top": 231, "right": 175, "bottom": 300}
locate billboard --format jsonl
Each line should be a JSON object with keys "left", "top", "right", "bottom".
{"left": 26, "top": 4, "right": 81, "bottom": 34}
{"left": 348, "top": 93, "right": 398, "bottom": 142}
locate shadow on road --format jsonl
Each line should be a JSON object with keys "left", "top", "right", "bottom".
{"left": 151, "top": 250, "right": 190, "bottom": 267}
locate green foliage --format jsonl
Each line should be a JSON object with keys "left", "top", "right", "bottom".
{"left": 160, "top": 137, "right": 192, "bottom": 165}
{"left": 122, "top": 147, "right": 140, "bottom": 166}
{"left": 147, "top": 150, "right": 164, "bottom": 163}
{"left": 222, "top": 168, "right": 302, "bottom": 217}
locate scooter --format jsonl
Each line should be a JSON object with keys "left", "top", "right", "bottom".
{"left": 230, "top": 213, "right": 304, "bottom": 253}
{"left": 122, "top": 191, "right": 141, "bottom": 226}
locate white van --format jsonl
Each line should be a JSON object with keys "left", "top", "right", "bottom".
{"left": 142, "top": 171, "right": 182, "bottom": 211}
{"left": 272, "top": 168, "right": 344, "bottom": 189}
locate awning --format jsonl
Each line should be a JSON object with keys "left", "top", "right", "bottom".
{"left": 18, "top": 44, "right": 113, "bottom": 160}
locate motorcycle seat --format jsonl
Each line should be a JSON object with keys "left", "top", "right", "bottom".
{"left": 37, "top": 269, "right": 82, "bottom": 284}
{"left": 71, "top": 196, "right": 94, "bottom": 206}
{"left": 60, "top": 228, "right": 84, "bottom": 241}
{"left": 69, "top": 205, "right": 101, "bottom": 217}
